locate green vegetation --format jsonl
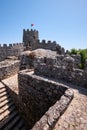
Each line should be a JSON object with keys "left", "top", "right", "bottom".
{"left": 69, "top": 48, "right": 87, "bottom": 69}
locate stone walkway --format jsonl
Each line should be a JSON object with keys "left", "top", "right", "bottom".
{"left": 54, "top": 84, "right": 87, "bottom": 130}
{"left": 2, "top": 74, "right": 87, "bottom": 130}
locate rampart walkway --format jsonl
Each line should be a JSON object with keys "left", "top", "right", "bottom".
{"left": 0, "top": 74, "right": 87, "bottom": 130}
{"left": 54, "top": 83, "right": 87, "bottom": 130}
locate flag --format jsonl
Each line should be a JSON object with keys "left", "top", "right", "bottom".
{"left": 31, "top": 24, "right": 34, "bottom": 27}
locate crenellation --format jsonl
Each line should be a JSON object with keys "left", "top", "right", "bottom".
{"left": 47, "top": 40, "right": 51, "bottom": 43}
{"left": 53, "top": 41, "right": 56, "bottom": 44}
{"left": 13, "top": 43, "right": 16, "bottom": 46}
{"left": 9, "top": 44, "right": 12, "bottom": 47}
{"left": 42, "top": 40, "right": 46, "bottom": 43}
{"left": 27, "top": 29, "right": 29, "bottom": 32}
{"left": 19, "top": 42, "right": 22, "bottom": 45}
{"left": 23, "top": 29, "right": 25, "bottom": 32}
{"left": 3, "top": 44, "right": 7, "bottom": 47}
{"left": 3, "top": 43, "right": 23, "bottom": 48}
{"left": 34, "top": 29, "right": 36, "bottom": 31}
{"left": 0, "top": 43, "right": 24, "bottom": 61}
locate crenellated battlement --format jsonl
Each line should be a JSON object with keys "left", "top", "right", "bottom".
{"left": 35, "top": 40, "right": 64, "bottom": 53}
{"left": 0, "top": 43, "right": 24, "bottom": 49}
{"left": 40, "top": 40, "right": 56, "bottom": 44}
{"left": 0, "top": 43, "right": 24, "bottom": 61}
{"left": 23, "top": 29, "right": 38, "bottom": 33}
{"left": 23, "top": 28, "right": 65, "bottom": 54}
{"left": 0, "top": 29, "right": 65, "bottom": 61}
{"left": 38, "top": 39, "right": 57, "bottom": 44}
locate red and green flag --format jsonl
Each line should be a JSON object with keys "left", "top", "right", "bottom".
{"left": 31, "top": 24, "right": 34, "bottom": 27}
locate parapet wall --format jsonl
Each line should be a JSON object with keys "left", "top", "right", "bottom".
{"left": 18, "top": 70, "right": 73, "bottom": 129}
{"left": 19, "top": 51, "right": 81, "bottom": 71}
{"left": 0, "top": 59, "right": 20, "bottom": 80}
{"left": 0, "top": 43, "right": 24, "bottom": 61}
{"left": 34, "top": 54, "right": 81, "bottom": 69}
{"left": 31, "top": 88, "right": 73, "bottom": 130}
{"left": 23, "top": 29, "right": 65, "bottom": 54}
{"left": 35, "top": 56, "right": 87, "bottom": 88}
{"left": 31, "top": 40, "right": 65, "bottom": 54}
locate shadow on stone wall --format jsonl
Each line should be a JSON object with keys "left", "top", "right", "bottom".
{"left": 0, "top": 70, "right": 74, "bottom": 130}
{"left": 18, "top": 70, "right": 74, "bottom": 129}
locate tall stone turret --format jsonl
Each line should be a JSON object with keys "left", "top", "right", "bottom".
{"left": 23, "top": 29, "right": 39, "bottom": 48}
{"left": 23, "top": 29, "right": 65, "bottom": 54}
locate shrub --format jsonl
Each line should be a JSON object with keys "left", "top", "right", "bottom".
{"left": 69, "top": 48, "right": 87, "bottom": 69}
{"left": 70, "top": 48, "right": 78, "bottom": 55}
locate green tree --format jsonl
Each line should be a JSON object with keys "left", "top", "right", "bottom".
{"left": 69, "top": 48, "right": 87, "bottom": 69}
{"left": 70, "top": 48, "right": 78, "bottom": 55}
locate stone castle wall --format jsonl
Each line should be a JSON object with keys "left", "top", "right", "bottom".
{"left": 23, "top": 29, "right": 65, "bottom": 54}
{"left": 28, "top": 40, "right": 65, "bottom": 54}
{"left": 18, "top": 70, "right": 73, "bottom": 129}
{"left": 31, "top": 88, "right": 73, "bottom": 130}
{"left": 19, "top": 49, "right": 81, "bottom": 72}
{"left": 34, "top": 56, "right": 87, "bottom": 88}
{"left": 0, "top": 43, "right": 24, "bottom": 61}
{"left": 33, "top": 54, "right": 81, "bottom": 70}
{"left": 0, "top": 59, "right": 20, "bottom": 80}
{"left": 23, "top": 29, "right": 39, "bottom": 44}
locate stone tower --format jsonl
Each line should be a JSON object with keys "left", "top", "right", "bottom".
{"left": 23, "top": 29, "right": 39, "bottom": 48}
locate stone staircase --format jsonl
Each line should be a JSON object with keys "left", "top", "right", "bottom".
{"left": 0, "top": 82, "right": 28, "bottom": 130}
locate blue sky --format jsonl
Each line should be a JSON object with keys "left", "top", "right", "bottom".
{"left": 0, "top": 0, "right": 87, "bottom": 50}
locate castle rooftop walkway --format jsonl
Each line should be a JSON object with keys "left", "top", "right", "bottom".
{"left": 54, "top": 81, "right": 87, "bottom": 130}
{"left": 1, "top": 74, "right": 87, "bottom": 130}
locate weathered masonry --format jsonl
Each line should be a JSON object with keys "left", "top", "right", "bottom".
{"left": 18, "top": 69, "right": 73, "bottom": 129}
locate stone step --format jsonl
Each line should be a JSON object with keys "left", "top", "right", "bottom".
{"left": 0, "top": 101, "right": 14, "bottom": 114}
{"left": 0, "top": 97, "right": 12, "bottom": 108}
{"left": 0, "top": 91, "right": 8, "bottom": 98}
{"left": 0, "top": 87, "right": 7, "bottom": 94}
{"left": 0, "top": 110, "right": 18, "bottom": 129}
{"left": 0, "top": 83, "right": 5, "bottom": 89}
{"left": 12, "top": 119, "right": 27, "bottom": 130}
{"left": 0, "top": 104, "right": 16, "bottom": 121}
{"left": 0, "top": 82, "right": 28, "bottom": 130}
{"left": 0, "top": 94, "right": 10, "bottom": 103}
{"left": 3, "top": 115, "right": 21, "bottom": 130}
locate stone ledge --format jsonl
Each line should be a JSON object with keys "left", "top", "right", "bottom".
{"left": 31, "top": 88, "right": 73, "bottom": 130}
{"left": 0, "top": 59, "right": 20, "bottom": 80}
{"left": 18, "top": 70, "right": 74, "bottom": 129}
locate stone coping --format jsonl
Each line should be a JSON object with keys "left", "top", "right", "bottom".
{"left": 19, "top": 69, "right": 69, "bottom": 89}
{"left": 19, "top": 69, "right": 74, "bottom": 130}
{"left": 31, "top": 88, "right": 73, "bottom": 130}
{"left": 1, "top": 71, "right": 74, "bottom": 130}
{"left": 0, "top": 59, "right": 20, "bottom": 68}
